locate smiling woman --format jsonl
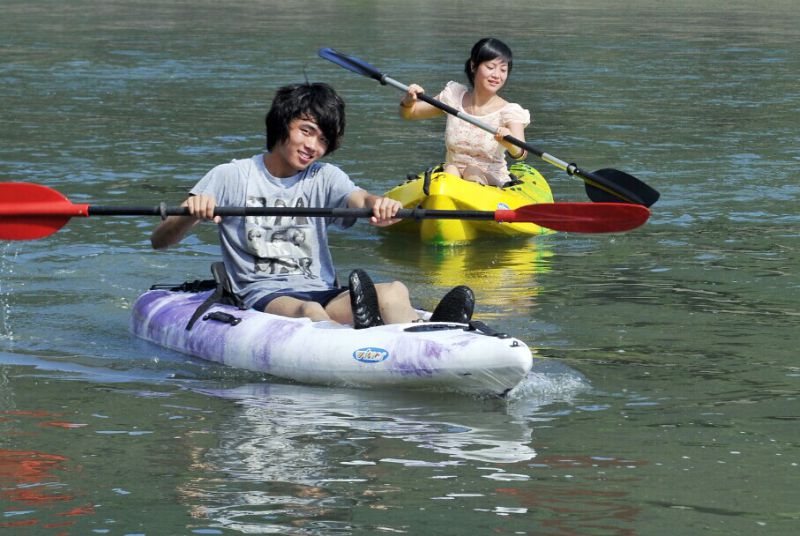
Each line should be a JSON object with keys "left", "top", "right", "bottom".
{"left": 398, "top": 37, "right": 529, "bottom": 186}
{"left": 319, "top": 47, "right": 659, "bottom": 207}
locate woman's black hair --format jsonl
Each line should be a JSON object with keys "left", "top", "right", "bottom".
{"left": 265, "top": 83, "right": 346, "bottom": 155}
{"left": 464, "top": 38, "right": 514, "bottom": 87}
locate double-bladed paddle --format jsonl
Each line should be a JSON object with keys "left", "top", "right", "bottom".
{"left": 318, "top": 47, "right": 660, "bottom": 208}
{"left": 0, "top": 182, "right": 649, "bottom": 240}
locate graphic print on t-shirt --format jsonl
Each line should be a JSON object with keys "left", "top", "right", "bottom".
{"left": 245, "top": 196, "right": 315, "bottom": 277}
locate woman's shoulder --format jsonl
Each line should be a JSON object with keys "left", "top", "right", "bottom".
{"left": 500, "top": 102, "right": 531, "bottom": 126}
{"left": 438, "top": 80, "right": 468, "bottom": 104}
{"left": 444, "top": 80, "right": 467, "bottom": 91}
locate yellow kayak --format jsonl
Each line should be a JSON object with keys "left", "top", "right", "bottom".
{"left": 382, "top": 162, "right": 556, "bottom": 245}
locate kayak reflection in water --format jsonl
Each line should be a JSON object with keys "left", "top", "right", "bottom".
{"left": 150, "top": 82, "right": 474, "bottom": 329}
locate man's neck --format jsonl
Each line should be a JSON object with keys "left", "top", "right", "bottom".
{"left": 263, "top": 152, "right": 302, "bottom": 178}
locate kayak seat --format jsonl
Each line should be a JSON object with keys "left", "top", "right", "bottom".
{"left": 177, "top": 262, "right": 246, "bottom": 331}
{"left": 421, "top": 164, "right": 444, "bottom": 196}
{"left": 406, "top": 162, "right": 526, "bottom": 191}
{"left": 501, "top": 173, "right": 525, "bottom": 189}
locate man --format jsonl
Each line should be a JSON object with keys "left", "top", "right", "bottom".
{"left": 151, "top": 82, "right": 473, "bottom": 328}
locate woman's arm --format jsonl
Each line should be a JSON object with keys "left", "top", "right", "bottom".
{"left": 399, "top": 84, "right": 445, "bottom": 120}
{"left": 495, "top": 122, "right": 527, "bottom": 160}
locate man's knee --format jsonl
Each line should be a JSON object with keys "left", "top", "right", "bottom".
{"left": 377, "top": 281, "right": 410, "bottom": 305}
{"left": 298, "top": 301, "right": 328, "bottom": 319}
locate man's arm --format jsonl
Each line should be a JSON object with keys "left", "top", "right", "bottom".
{"left": 150, "top": 194, "right": 219, "bottom": 250}
{"left": 347, "top": 189, "right": 402, "bottom": 227}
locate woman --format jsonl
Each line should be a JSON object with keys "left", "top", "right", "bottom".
{"left": 399, "top": 38, "right": 530, "bottom": 186}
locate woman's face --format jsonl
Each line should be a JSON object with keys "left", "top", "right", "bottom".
{"left": 473, "top": 57, "right": 509, "bottom": 93}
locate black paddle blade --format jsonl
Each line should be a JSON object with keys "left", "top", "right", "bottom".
{"left": 585, "top": 168, "right": 660, "bottom": 207}
{"left": 318, "top": 48, "right": 384, "bottom": 83}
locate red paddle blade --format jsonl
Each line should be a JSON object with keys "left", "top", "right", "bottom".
{"left": 0, "top": 183, "right": 85, "bottom": 240}
{"left": 497, "top": 202, "right": 650, "bottom": 233}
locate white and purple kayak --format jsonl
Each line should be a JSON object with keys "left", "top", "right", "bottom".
{"left": 130, "top": 289, "right": 533, "bottom": 396}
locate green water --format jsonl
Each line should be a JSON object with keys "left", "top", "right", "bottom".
{"left": 1, "top": 0, "right": 798, "bottom": 534}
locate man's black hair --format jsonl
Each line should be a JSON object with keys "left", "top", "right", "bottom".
{"left": 265, "top": 83, "right": 346, "bottom": 155}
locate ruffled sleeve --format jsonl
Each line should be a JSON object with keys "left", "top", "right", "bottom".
{"left": 436, "top": 81, "right": 467, "bottom": 108}
{"left": 501, "top": 103, "right": 531, "bottom": 127}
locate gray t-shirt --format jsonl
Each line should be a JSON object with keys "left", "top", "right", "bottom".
{"left": 191, "top": 154, "right": 359, "bottom": 307}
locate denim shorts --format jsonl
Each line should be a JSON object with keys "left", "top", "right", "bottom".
{"left": 252, "top": 287, "right": 347, "bottom": 312}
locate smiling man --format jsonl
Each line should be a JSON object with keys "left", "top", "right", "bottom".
{"left": 150, "top": 82, "right": 474, "bottom": 328}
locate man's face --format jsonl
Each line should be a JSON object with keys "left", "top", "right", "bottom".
{"left": 274, "top": 116, "right": 329, "bottom": 174}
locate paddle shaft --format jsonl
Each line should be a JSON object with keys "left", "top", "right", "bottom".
{"left": 0, "top": 181, "right": 649, "bottom": 239}
{"left": 3, "top": 202, "right": 524, "bottom": 222}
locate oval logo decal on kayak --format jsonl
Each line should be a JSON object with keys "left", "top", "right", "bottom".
{"left": 497, "top": 202, "right": 511, "bottom": 210}
{"left": 353, "top": 347, "right": 389, "bottom": 363}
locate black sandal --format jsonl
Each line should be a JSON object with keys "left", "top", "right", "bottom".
{"left": 349, "top": 269, "right": 384, "bottom": 329}
{"left": 430, "top": 286, "right": 475, "bottom": 324}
